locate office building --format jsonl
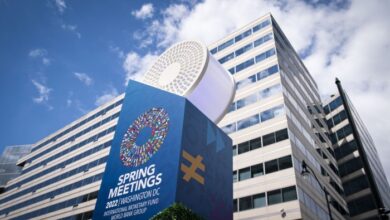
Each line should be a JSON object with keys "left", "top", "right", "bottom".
{"left": 323, "top": 79, "right": 390, "bottom": 219}
{"left": 0, "top": 145, "right": 32, "bottom": 192}
{"left": 0, "top": 13, "right": 388, "bottom": 220}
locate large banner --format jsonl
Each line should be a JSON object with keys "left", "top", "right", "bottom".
{"left": 93, "top": 81, "right": 232, "bottom": 220}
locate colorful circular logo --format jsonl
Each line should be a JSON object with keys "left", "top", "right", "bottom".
{"left": 120, "top": 107, "right": 169, "bottom": 167}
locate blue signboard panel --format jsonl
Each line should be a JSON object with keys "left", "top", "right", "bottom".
{"left": 93, "top": 80, "right": 232, "bottom": 220}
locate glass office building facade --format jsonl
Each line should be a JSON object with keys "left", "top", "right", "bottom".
{"left": 324, "top": 80, "right": 390, "bottom": 219}
{"left": 0, "top": 145, "right": 32, "bottom": 191}
{"left": 0, "top": 13, "right": 388, "bottom": 220}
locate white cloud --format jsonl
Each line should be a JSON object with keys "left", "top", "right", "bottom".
{"left": 122, "top": 52, "right": 158, "bottom": 84}
{"left": 31, "top": 80, "right": 52, "bottom": 105}
{"left": 29, "top": 48, "right": 51, "bottom": 65}
{"left": 74, "top": 72, "right": 93, "bottom": 86}
{"left": 109, "top": 45, "right": 125, "bottom": 59}
{"left": 95, "top": 87, "right": 119, "bottom": 106}
{"left": 55, "top": 0, "right": 66, "bottom": 13}
{"left": 61, "top": 24, "right": 81, "bottom": 39}
{"left": 132, "top": 3, "right": 154, "bottom": 19}
{"left": 129, "top": 0, "right": 390, "bottom": 181}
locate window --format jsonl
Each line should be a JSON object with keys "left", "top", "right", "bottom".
{"left": 344, "top": 175, "right": 369, "bottom": 196}
{"left": 260, "top": 105, "right": 284, "bottom": 122}
{"left": 250, "top": 137, "right": 262, "bottom": 150}
{"left": 235, "top": 43, "right": 253, "bottom": 56}
{"left": 237, "top": 94, "right": 257, "bottom": 109}
{"left": 282, "top": 186, "right": 297, "bottom": 202}
{"left": 221, "top": 123, "right": 236, "bottom": 134}
{"left": 232, "top": 145, "right": 237, "bottom": 156}
{"left": 233, "top": 171, "right": 238, "bottom": 183}
{"left": 259, "top": 84, "right": 281, "bottom": 99}
{"left": 210, "top": 47, "right": 218, "bottom": 54}
{"left": 253, "top": 193, "right": 266, "bottom": 208}
{"left": 218, "top": 39, "right": 234, "bottom": 52}
{"left": 265, "top": 159, "right": 278, "bottom": 174}
{"left": 329, "top": 96, "right": 342, "bottom": 111}
{"left": 262, "top": 133, "right": 276, "bottom": 146}
{"left": 233, "top": 199, "right": 238, "bottom": 212}
{"left": 252, "top": 19, "right": 270, "bottom": 32}
{"left": 255, "top": 48, "right": 275, "bottom": 63}
{"left": 236, "top": 58, "right": 255, "bottom": 72}
{"left": 235, "top": 29, "right": 252, "bottom": 42}
{"left": 251, "top": 164, "right": 264, "bottom": 177}
{"left": 267, "top": 189, "right": 282, "bottom": 205}
{"left": 239, "top": 196, "right": 252, "bottom": 211}
{"left": 237, "top": 114, "right": 259, "bottom": 130}
{"left": 239, "top": 167, "right": 251, "bottom": 181}
{"left": 278, "top": 155, "right": 292, "bottom": 170}
{"left": 228, "top": 67, "right": 235, "bottom": 74}
{"left": 218, "top": 52, "right": 235, "bottom": 64}
{"left": 275, "top": 128, "right": 288, "bottom": 142}
{"left": 238, "top": 142, "right": 250, "bottom": 154}
{"left": 236, "top": 75, "right": 256, "bottom": 89}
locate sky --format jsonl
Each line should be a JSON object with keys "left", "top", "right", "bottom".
{"left": 0, "top": 0, "right": 389, "bottom": 181}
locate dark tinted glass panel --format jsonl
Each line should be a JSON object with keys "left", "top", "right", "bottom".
{"left": 233, "top": 199, "right": 238, "bottom": 212}
{"left": 253, "top": 193, "right": 266, "bottom": 208}
{"left": 233, "top": 171, "right": 238, "bottom": 182}
{"left": 278, "top": 155, "right": 292, "bottom": 170}
{"left": 265, "top": 159, "right": 278, "bottom": 174}
{"left": 238, "top": 142, "right": 250, "bottom": 154}
{"left": 236, "top": 75, "right": 256, "bottom": 89}
{"left": 344, "top": 175, "right": 369, "bottom": 196}
{"left": 250, "top": 137, "right": 262, "bottom": 150}
{"left": 235, "top": 43, "right": 253, "bottom": 56}
{"left": 262, "top": 133, "right": 276, "bottom": 146}
{"left": 218, "top": 39, "right": 234, "bottom": 51}
{"left": 275, "top": 129, "right": 288, "bottom": 142}
{"left": 251, "top": 164, "right": 264, "bottom": 177}
{"left": 210, "top": 48, "right": 218, "bottom": 54}
{"left": 339, "top": 157, "right": 364, "bottom": 177}
{"left": 239, "top": 167, "right": 251, "bottom": 181}
{"left": 235, "top": 29, "right": 252, "bottom": 42}
{"left": 236, "top": 59, "right": 255, "bottom": 72}
{"left": 229, "top": 67, "right": 235, "bottom": 74}
{"left": 348, "top": 195, "right": 376, "bottom": 216}
{"left": 267, "top": 189, "right": 282, "bottom": 205}
{"left": 282, "top": 186, "right": 297, "bottom": 202}
{"left": 219, "top": 52, "right": 235, "bottom": 64}
{"left": 335, "top": 140, "right": 357, "bottom": 160}
{"left": 232, "top": 145, "right": 237, "bottom": 156}
{"left": 239, "top": 196, "right": 252, "bottom": 211}
{"left": 329, "top": 97, "right": 342, "bottom": 111}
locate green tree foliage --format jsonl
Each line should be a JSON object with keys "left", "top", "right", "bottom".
{"left": 150, "top": 203, "right": 204, "bottom": 220}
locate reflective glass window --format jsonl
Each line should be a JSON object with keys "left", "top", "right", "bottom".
{"left": 250, "top": 137, "right": 262, "bottom": 150}
{"left": 251, "top": 164, "right": 264, "bottom": 177}
{"left": 219, "top": 52, "right": 235, "bottom": 64}
{"left": 278, "top": 155, "right": 292, "bottom": 170}
{"left": 221, "top": 123, "right": 236, "bottom": 134}
{"left": 253, "top": 193, "right": 266, "bottom": 208}
{"left": 236, "top": 58, "right": 255, "bottom": 72}
{"left": 237, "top": 114, "right": 259, "bottom": 130}
{"left": 236, "top": 75, "right": 256, "bottom": 89}
{"left": 237, "top": 94, "right": 257, "bottom": 109}
{"left": 239, "top": 167, "right": 251, "bottom": 181}
{"left": 235, "top": 29, "right": 252, "bottom": 42}
{"left": 238, "top": 142, "right": 250, "bottom": 154}
{"left": 210, "top": 47, "right": 218, "bottom": 54}
{"left": 235, "top": 43, "right": 253, "bottom": 57}
{"left": 259, "top": 84, "right": 282, "bottom": 99}
{"left": 239, "top": 196, "right": 252, "bottom": 211}
{"left": 265, "top": 159, "right": 278, "bottom": 174}
{"left": 267, "top": 189, "right": 282, "bottom": 205}
{"left": 282, "top": 186, "right": 297, "bottom": 202}
{"left": 262, "top": 133, "right": 276, "bottom": 146}
{"left": 233, "top": 171, "right": 238, "bottom": 183}
{"left": 232, "top": 145, "right": 237, "bottom": 156}
{"left": 218, "top": 39, "right": 234, "bottom": 52}
{"left": 275, "top": 128, "right": 288, "bottom": 142}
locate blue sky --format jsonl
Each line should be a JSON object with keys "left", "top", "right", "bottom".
{"left": 1, "top": 0, "right": 390, "bottom": 181}
{"left": 0, "top": 0, "right": 175, "bottom": 152}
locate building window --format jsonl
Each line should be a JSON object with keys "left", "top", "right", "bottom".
{"left": 239, "top": 167, "right": 251, "bottom": 181}
{"left": 253, "top": 193, "right": 266, "bottom": 208}
{"left": 267, "top": 189, "right": 282, "bottom": 205}
{"left": 265, "top": 159, "right": 278, "bottom": 174}
{"left": 282, "top": 186, "right": 297, "bottom": 202}
{"left": 239, "top": 196, "right": 253, "bottom": 211}
{"left": 251, "top": 164, "right": 264, "bottom": 177}
{"left": 250, "top": 137, "right": 262, "bottom": 150}
{"left": 278, "top": 155, "right": 292, "bottom": 170}
{"left": 233, "top": 199, "right": 238, "bottom": 212}
{"left": 233, "top": 171, "right": 238, "bottom": 183}
{"left": 238, "top": 142, "right": 250, "bottom": 154}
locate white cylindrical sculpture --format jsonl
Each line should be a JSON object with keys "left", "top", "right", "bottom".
{"left": 143, "top": 40, "right": 235, "bottom": 123}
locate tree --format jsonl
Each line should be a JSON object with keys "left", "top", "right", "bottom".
{"left": 150, "top": 203, "right": 204, "bottom": 220}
